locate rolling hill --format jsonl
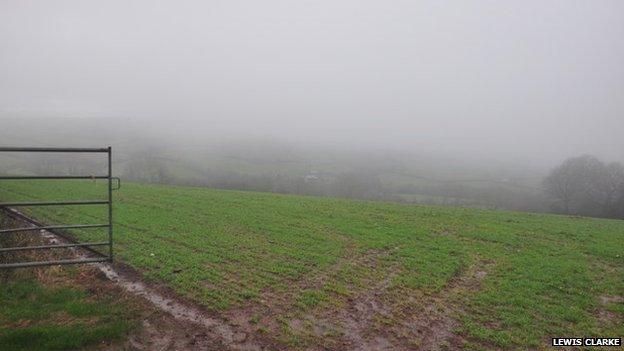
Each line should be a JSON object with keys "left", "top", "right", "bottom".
{"left": 0, "top": 180, "right": 622, "bottom": 349}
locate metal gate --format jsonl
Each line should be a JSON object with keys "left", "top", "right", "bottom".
{"left": 0, "top": 147, "right": 119, "bottom": 268}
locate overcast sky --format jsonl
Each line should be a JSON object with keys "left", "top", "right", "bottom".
{"left": 1, "top": 1, "right": 623, "bottom": 162}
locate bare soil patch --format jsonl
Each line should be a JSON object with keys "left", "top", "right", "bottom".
{"left": 1, "top": 209, "right": 274, "bottom": 351}
{"left": 600, "top": 295, "right": 624, "bottom": 305}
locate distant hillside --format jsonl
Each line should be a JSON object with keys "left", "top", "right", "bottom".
{"left": 0, "top": 117, "right": 549, "bottom": 212}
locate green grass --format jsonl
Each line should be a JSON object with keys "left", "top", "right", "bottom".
{"left": 0, "top": 273, "right": 136, "bottom": 351}
{"left": 0, "top": 180, "right": 622, "bottom": 349}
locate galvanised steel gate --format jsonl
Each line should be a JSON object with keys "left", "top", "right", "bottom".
{"left": 0, "top": 147, "right": 119, "bottom": 268}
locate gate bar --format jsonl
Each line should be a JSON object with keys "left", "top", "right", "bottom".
{"left": 0, "top": 200, "right": 108, "bottom": 207}
{"left": 0, "top": 147, "right": 109, "bottom": 153}
{"left": 0, "top": 224, "right": 109, "bottom": 234}
{"left": 0, "top": 242, "right": 109, "bottom": 253}
{"left": 0, "top": 258, "right": 108, "bottom": 269}
{"left": 0, "top": 176, "right": 108, "bottom": 180}
{"left": 0, "top": 207, "right": 108, "bottom": 261}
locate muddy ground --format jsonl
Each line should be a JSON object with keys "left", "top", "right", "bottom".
{"left": 1, "top": 209, "right": 476, "bottom": 351}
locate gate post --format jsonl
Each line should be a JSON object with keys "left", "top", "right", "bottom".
{"left": 108, "top": 146, "right": 113, "bottom": 262}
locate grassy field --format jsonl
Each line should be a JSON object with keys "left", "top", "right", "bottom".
{"left": 0, "top": 180, "right": 622, "bottom": 349}
{"left": 0, "top": 274, "right": 137, "bottom": 351}
{"left": 0, "top": 214, "right": 141, "bottom": 351}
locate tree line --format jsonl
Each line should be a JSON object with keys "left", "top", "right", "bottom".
{"left": 118, "top": 153, "right": 624, "bottom": 219}
{"left": 544, "top": 155, "right": 624, "bottom": 219}
{"left": 4, "top": 149, "right": 623, "bottom": 220}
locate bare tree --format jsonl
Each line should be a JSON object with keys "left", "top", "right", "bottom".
{"left": 601, "top": 162, "right": 624, "bottom": 217}
{"left": 544, "top": 155, "right": 624, "bottom": 218}
{"left": 543, "top": 156, "right": 588, "bottom": 214}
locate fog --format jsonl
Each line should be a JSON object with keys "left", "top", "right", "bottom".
{"left": 2, "top": 0, "right": 623, "bottom": 163}
{"left": 1, "top": 1, "right": 624, "bottom": 217}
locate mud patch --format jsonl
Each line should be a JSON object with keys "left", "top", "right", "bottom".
{"left": 278, "top": 251, "right": 487, "bottom": 350}
{"left": 597, "top": 295, "right": 623, "bottom": 327}
{"left": 404, "top": 259, "right": 494, "bottom": 350}
{"left": 408, "top": 303, "right": 463, "bottom": 351}
{"left": 475, "top": 270, "right": 487, "bottom": 279}
{"left": 600, "top": 295, "right": 623, "bottom": 305}
{"left": 597, "top": 309, "right": 618, "bottom": 325}
{"left": 339, "top": 270, "right": 397, "bottom": 350}
{"left": 124, "top": 318, "right": 225, "bottom": 351}
{"left": 2, "top": 208, "right": 266, "bottom": 351}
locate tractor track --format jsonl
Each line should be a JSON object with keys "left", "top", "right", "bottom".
{"left": 0, "top": 207, "right": 267, "bottom": 351}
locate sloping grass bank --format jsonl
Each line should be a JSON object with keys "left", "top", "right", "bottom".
{"left": 0, "top": 213, "right": 138, "bottom": 351}
{"left": 0, "top": 180, "right": 622, "bottom": 349}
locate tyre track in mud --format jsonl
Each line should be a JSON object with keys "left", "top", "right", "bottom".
{"left": 1, "top": 207, "right": 492, "bottom": 351}
{"left": 0, "top": 207, "right": 268, "bottom": 351}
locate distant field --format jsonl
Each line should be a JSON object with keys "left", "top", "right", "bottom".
{"left": 0, "top": 180, "right": 622, "bottom": 349}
